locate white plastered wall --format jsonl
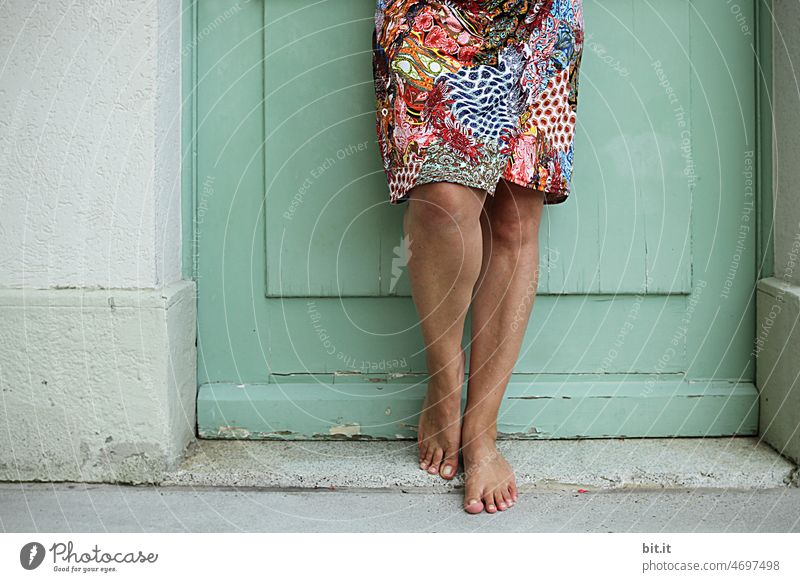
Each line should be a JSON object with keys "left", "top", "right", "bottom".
{"left": 0, "top": 0, "right": 182, "bottom": 289}
{"left": 0, "top": 0, "right": 195, "bottom": 483}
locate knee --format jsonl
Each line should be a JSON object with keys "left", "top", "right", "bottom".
{"left": 408, "top": 184, "right": 482, "bottom": 232}
{"left": 487, "top": 210, "right": 538, "bottom": 250}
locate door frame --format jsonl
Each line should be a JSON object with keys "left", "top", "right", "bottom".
{"left": 180, "top": 0, "right": 775, "bottom": 439}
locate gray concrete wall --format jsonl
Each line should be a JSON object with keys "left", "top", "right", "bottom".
{"left": 0, "top": 282, "right": 196, "bottom": 483}
{"left": 772, "top": 0, "right": 800, "bottom": 288}
{"left": 756, "top": 0, "right": 800, "bottom": 464}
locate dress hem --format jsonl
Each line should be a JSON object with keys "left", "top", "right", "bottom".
{"left": 388, "top": 176, "right": 571, "bottom": 205}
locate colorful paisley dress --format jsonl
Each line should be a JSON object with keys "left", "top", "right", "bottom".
{"left": 372, "top": 0, "right": 584, "bottom": 204}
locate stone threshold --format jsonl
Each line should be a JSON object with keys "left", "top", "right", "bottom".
{"left": 162, "top": 437, "right": 798, "bottom": 491}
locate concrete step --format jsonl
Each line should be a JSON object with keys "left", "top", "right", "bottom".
{"left": 162, "top": 437, "right": 798, "bottom": 490}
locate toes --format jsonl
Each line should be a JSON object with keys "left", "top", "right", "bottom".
{"left": 483, "top": 493, "right": 497, "bottom": 514}
{"left": 464, "top": 483, "right": 484, "bottom": 514}
{"left": 509, "top": 482, "right": 519, "bottom": 502}
{"left": 464, "top": 497, "right": 484, "bottom": 514}
{"left": 506, "top": 485, "right": 516, "bottom": 505}
{"left": 419, "top": 445, "right": 432, "bottom": 470}
{"left": 494, "top": 491, "right": 507, "bottom": 511}
{"left": 439, "top": 451, "right": 458, "bottom": 480}
{"left": 427, "top": 448, "right": 444, "bottom": 475}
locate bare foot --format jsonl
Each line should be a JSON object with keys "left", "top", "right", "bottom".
{"left": 461, "top": 436, "right": 518, "bottom": 514}
{"left": 417, "top": 349, "right": 465, "bottom": 480}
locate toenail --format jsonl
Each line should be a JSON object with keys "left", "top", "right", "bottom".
{"left": 487, "top": 504, "right": 495, "bottom": 510}
{"left": 442, "top": 465, "right": 453, "bottom": 476}
{"left": 467, "top": 499, "right": 480, "bottom": 506}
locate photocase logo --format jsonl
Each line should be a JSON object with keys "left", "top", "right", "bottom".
{"left": 389, "top": 233, "right": 412, "bottom": 293}
{"left": 20, "top": 542, "right": 46, "bottom": 570}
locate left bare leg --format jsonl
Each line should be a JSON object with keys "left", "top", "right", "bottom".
{"left": 461, "top": 179, "right": 546, "bottom": 514}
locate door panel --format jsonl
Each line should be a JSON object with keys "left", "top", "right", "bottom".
{"left": 264, "top": 0, "right": 693, "bottom": 297}
{"left": 264, "top": 1, "right": 386, "bottom": 296}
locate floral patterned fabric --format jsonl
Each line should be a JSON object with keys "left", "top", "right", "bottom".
{"left": 372, "top": 0, "right": 584, "bottom": 204}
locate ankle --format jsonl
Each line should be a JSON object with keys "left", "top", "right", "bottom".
{"left": 462, "top": 408, "right": 498, "bottom": 432}
{"left": 461, "top": 422, "right": 497, "bottom": 452}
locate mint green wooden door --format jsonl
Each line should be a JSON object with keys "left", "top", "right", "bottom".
{"left": 191, "top": 0, "right": 760, "bottom": 439}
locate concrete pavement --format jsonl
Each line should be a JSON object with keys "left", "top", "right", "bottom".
{"left": 2, "top": 437, "right": 798, "bottom": 532}
{"left": 2, "top": 483, "right": 800, "bottom": 532}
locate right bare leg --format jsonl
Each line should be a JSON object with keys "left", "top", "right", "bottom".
{"left": 404, "top": 181, "right": 487, "bottom": 479}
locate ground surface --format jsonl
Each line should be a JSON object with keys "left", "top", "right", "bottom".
{"left": 2, "top": 484, "right": 800, "bottom": 532}
{"left": 2, "top": 438, "right": 798, "bottom": 533}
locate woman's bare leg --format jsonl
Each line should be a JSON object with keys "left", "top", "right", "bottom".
{"left": 461, "top": 179, "right": 545, "bottom": 513}
{"left": 404, "top": 181, "right": 487, "bottom": 479}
